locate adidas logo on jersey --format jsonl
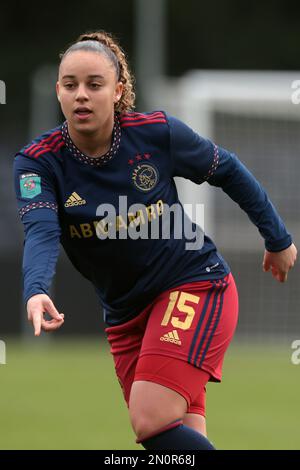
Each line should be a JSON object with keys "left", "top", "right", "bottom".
{"left": 160, "top": 330, "right": 182, "bottom": 346}
{"left": 64, "top": 192, "right": 86, "bottom": 208}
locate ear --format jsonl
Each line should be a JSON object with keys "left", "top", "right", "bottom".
{"left": 56, "top": 81, "right": 61, "bottom": 103}
{"left": 114, "top": 81, "right": 123, "bottom": 103}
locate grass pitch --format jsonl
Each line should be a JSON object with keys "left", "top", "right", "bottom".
{"left": 0, "top": 338, "right": 299, "bottom": 449}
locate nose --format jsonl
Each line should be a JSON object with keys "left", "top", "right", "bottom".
{"left": 75, "top": 84, "right": 89, "bottom": 102}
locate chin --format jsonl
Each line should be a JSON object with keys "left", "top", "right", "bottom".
{"left": 73, "top": 121, "right": 96, "bottom": 134}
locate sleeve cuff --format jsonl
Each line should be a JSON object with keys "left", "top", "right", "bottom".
{"left": 265, "top": 234, "right": 293, "bottom": 252}
{"left": 24, "top": 289, "right": 48, "bottom": 306}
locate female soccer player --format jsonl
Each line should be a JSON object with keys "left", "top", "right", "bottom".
{"left": 14, "top": 31, "right": 297, "bottom": 450}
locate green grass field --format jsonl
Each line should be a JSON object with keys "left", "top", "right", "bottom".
{"left": 0, "top": 337, "right": 299, "bottom": 450}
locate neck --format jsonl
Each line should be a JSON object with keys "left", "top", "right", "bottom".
{"left": 68, "top": 115, "right": 115, "bottom": 157}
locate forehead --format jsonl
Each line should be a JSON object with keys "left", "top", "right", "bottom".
{"left": 59, "top": 50, "right": 115, "bottom": 78}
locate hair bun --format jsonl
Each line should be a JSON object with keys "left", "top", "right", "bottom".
{"left": 79, "top": 34, "right": 100, "bottom": 43}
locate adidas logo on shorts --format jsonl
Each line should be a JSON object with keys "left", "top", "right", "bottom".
{"left": 64, "top": 192, "right": 86, "bottom": 207}
{"left": 160, "top": 330, "right": 182, "bottom": 346}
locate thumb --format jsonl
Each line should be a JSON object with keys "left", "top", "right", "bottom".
{"left": 45, "top": 298, "right": 63, "bottom": 321}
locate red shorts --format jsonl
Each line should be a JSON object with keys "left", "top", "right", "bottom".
{"left": 105, "top": 273, "right": 238, "bottom": 417}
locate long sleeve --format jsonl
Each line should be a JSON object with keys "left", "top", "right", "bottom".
{"left": 14, "top": 152, "right": 61, "bottom": 304}
{"left": 169, "top": 115, "right": 292, "bottom": 252}
{"left": 22, "top": 218, "right": 61, "bottom": 304}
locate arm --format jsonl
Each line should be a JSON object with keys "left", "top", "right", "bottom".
{"left": 14, "top": 153, "right": 64, "bottom": 334}
{"left": 169, "top": 115, "right": 297, "bottom": 281}
{"left": 23, "top": 216, "right": 64, "bottom": 335}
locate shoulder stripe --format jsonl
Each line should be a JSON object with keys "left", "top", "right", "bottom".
{"left": 29, "top": 136, "right": 63, "bottom": 158}
{"left": 25, "top": 131, "right": 61, "bottom": 155}
{"left": 33, "top": 141, "right": 64, "bottom": 159}
{"left": 24, "top": 131, "right": 63, "bottom": 158}
{"left": 29, "top": 134, "right": 62, "bottom": 155}
{"left": 120, "top": 111, "right": 165, "bottom": 121}
{"left": 29, "top": 135, "right": 63, "bottom": 158}
{"left": 121, "top": 118, "right": 167, "bottom": 128}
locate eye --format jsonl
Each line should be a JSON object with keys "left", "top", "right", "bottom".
{"left": 89, "top": 83, "right": 102, "bottom": 89}
{"left": 64, "top": 83, "right": 76, "bottom": 90}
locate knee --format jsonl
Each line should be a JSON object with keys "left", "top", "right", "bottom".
{"left": 128, "top": 381, "right": 187, "bottom": 442}
{"left": 129, "top": 403, "right": 184, "bottom": 442}
{"left": 130, "top": 412, "right": 155, "bottom": 442}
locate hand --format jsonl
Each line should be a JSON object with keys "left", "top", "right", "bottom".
{"left": 27, "top": 294, "right": 64, "bottom": 336}
{"left": 263, "top": 243, "right": 297, "bottom": 283}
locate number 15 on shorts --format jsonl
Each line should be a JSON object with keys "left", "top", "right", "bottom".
{"left": 161, "top": 291, "right": 200, "bottom": 330}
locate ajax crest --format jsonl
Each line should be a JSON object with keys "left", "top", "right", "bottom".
{"left": 132, "top": 163, "right": 159, "bottom": 192}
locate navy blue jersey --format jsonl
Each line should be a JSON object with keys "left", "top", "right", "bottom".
{"left": 14, "top": 111, "right": 292, "bottom": 325}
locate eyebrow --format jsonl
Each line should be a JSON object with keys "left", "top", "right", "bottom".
{"left": 62, "top": 74, "right": 105, "bottom": 80}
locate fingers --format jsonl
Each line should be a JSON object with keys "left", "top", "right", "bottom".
{"left": 263, "top": 262, "right": 270, "bottom": 272}
{"left": 27, "top": 295, "right": 64, "bottom": 336}
{"left": 271, "top": 266, "right": 288, "bottom": 283}
{"left": 31, "top": 312, "right": 64, "bottom": 336}
{"left": 41, "top": 316, "right": 64, "bottom": 332}
{"left": 262, "top": 255, "right": 271, "bottom": 272}
{"left": 275, "top": 272, "right": 288, "bottom": 283}
{"left": 31, "top": 311, "right": 42, "bottom": 337}
{"left": 44, "top": 298, "right": 64, "bottom": 321}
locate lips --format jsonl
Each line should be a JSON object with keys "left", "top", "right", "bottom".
{"left": 74, "top": 107, "right": 92, "bottom": 120}
{"left": 75, "top": 106, "right": 92, "bottom": 114}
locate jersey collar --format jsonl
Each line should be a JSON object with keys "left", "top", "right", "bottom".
{"left": 61, "top": 114, "right": 121, "bottom": 167}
